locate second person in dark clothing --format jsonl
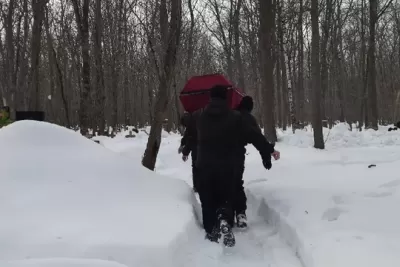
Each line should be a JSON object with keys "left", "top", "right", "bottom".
{"left": 195, "top": 85, "right": 275, "bottom": 247}
{"left": 232, "top": 96, "right": 258, "bottom": 229}
{"left": 233, "top": 96, "right": 281, "bottom": 229}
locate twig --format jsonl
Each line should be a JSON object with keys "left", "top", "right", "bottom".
{"left": 324, "top": 127, "right": 332, "bottom": 144}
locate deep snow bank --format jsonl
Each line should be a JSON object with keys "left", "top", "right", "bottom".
{"left": 0, "top": 121, "right": 195, "bottom": 266}
{"left": 245, "top": 144, "right": 400, "bottom": 267}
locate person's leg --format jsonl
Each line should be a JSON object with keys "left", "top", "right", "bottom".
{"left": 234, "top": 164, "right": 248, "bottom": 228}
{"left": 197, "top": 170, "right": 219, "bottom": 242}
{"left": 215, "top": 169, "right": 236, "bottom": 246}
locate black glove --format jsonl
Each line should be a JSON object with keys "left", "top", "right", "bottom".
{"left": 263, "top": 159, "right": 272, "bottom": 170}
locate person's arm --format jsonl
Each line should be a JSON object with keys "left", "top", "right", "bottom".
{"left": 247, "top": 113, "right": 280, "bottom": 160}
{"left": 181, "top": 127, "right": 189, "bottom": 147}
{"left": 239, "top": 113, "right": 275, "bottom": 166}
{"left": 248, "top": 113, "right": 262, "bottom": 133}
{"left": 182, "top": 109, "right": 203, "bottom": 158}
{"left": 181, "top": 113, "right": 197, "bottom": 157}
{"left": 182, "top": 140, "right": 192, "bottom": 156}
{"left": 180, "top": 135, "right": 186, "bottom": 147}
{"left": 179, "top": 128, "right": 189, "bottom": 153}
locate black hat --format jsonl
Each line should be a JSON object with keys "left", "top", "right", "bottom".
{"left": 180, "top": 112, "right": 190, "bottom": 127}
{"left": 238, "top": 96, "right": 254, "bottom": 112}
{"left": 210, "top": 85, "right": 228, "bottom": 99}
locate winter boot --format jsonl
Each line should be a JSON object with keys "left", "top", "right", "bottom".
{"left": 219, "top": 219, "right": 235, "bottom": 247}
{"left": 205, "top": 226, "right": 221, "bottom": 243}
{"left": 236, "top": 213, "right": 248, "bottom": 229}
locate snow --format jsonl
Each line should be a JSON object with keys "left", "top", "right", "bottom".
{"left": 0, "top": 121, "right": 195, "bottom": 267}
{"left": 2, "top": 258, "right": 128, "bottom": 267}
{"left": 245, "top": 144, "right": 400, "bottom": 267}
{"left": 138, "top": 123, "right": 400, "bottom": 267}
{"left": 278, "top": 123, "right": 400, "bottom": 148}
{"left": 3, "top": 121, "right": 400, "bottom": 267}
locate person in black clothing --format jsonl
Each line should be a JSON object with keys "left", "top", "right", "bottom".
{"left": 178, "top": 112, "right": 200, "bottom": 192}
{"left": 232, "top": 96, "right": 257, "bottom": 229}
{"left": 195, "top": 85, "right": 276, "bottom": 247}
{"left": 233, "top": 96, "right": 281, "bottom": 229}
{"left": 233, "top": 96, "right": 282, "bottom": 228}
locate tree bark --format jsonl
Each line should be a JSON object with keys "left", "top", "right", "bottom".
{"left": 233, "top": 0, "right": 245, "bottom": 91}
{"left": 277, "top": 0, "right": 288, "bottom": 130}
{"left": 28, "top": 0, "right": 48, "bottom": 111}
{"left": 297, "top": 0, "right": 305, "bottom": 123}
{"left": 259, "top": 0, "right": 277, "bottom": 142}
{"left": 142, "top": 0, "right": 182, "bottom": 170}
{"left": 367, "top": 0, "right": 378, "bottom": 129}
{"left": 71, "top": 0, "right": 91, "bottom": 135}
{"left": 94, "top": 0, "right": 106, "bottom": 134}
{"left": 311, "top": 0, "right": 325, "bottom": 149}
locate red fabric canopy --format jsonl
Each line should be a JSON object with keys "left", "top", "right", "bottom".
{"left": 180, "top": 74, "right": 244, "bottom": 113}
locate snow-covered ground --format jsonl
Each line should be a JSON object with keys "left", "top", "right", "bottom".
{"left": 2, "top": 121, "right": 400, "bottom": 267}
{"left": 0, "top": 121, "right": 195, "bottom": 267}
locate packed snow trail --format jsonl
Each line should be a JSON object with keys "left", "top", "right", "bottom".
{"left": 181, "top": 192, "right": 302, "bottom": 267}
{"left": 99, "top": 124, "right": 400, "bottom": 267}
{"left": 101, "top": 132, "right": 303, "bottom": 267}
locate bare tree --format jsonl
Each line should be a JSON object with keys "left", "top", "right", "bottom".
{"left": 259, "top": 0, "right": 277, "bottom": 142}
{"left": 142, "top": 0, "right": 182, "bottom": 170}
{"left": 93, "top": 0, "right": 106, "bottom": 134}
{"left": 29, "top": 0, "right": 49, "bottom": 110}
{"left": 311, "top": 0, "right": 324, "bottom": 148}
{"left": 71, "top": 0, "right": 91, "bottom": 135}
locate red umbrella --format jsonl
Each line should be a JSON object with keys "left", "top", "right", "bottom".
{"left": 180, "top": 74, "right": 244, "bottom": 113}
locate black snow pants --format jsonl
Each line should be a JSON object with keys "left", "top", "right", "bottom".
{"left": 234, "top": 163, "right": 247, "bottom": 215}
{"left": 197, "top": 166, "right": 237, "bottom": 234}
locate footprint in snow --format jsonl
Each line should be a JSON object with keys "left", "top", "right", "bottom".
{"left": 379, "top": 179, "right": 400, "bottom": 189}
{"left": 322, "top": 207, "right": 346, "bottom": 222}
{"left": 331, "top": 195, "right": 346, "bottom": 205}
{"left": 364, "top": 191, "right": 393, "bottom": 198}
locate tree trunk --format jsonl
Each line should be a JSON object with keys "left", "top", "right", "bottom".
{"left": 94, "top": 0, "right": 106, "bottom": 134}
{"left": 360, "top": 0, "right": 367, "bottom": 129}
{"left": 186, "top": 0, "right": 195, "bottom": 79}
{"left": 233, "top": 0, "right": 245, "bottom": 91}
{"left": 5, "top": 0, "right": 15, "bottom": 108}
{"left": 297, "top": 0, "right": 305, "bottom": 123}
{"left": 311, "top": 0, "right": 324, "bottom": 149}
{"left": 142, "top": 0, "right": 182, "bottom": 170}
{"left": 259, "top": 0, "right": 277, "bottom": 142}
{"left": 276, "top": 31, "right": 282, "bottom": 128}
{"left": 320, "top": 0, "right": 333, "bottom": 121}
{"left": 29, "top": 0, "right": 48, "bottom": 111}
{"left": 367, "top": 0, "right": 378, "bottom": 129}
{"left": 44, "top": 8, "right": 71, "bottom": 127}
{"left": 277, "top": 0, "right": 288, "bottom": 130}
{"left": 71, "top": 0, "right": 91, "bottom": 135}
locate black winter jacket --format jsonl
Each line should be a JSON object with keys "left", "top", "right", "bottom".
{"left": 195, "top": 98, "right": 274, "bottom": 169}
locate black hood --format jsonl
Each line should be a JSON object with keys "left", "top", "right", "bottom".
{"left": 204, "top": 98, "right": 230, "bottom": 116}
{"left": 237, "top": 96, "right": 254, "bottom": 113}
{"left": 179, "top": 114, "right": 188, "bottom": 127}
